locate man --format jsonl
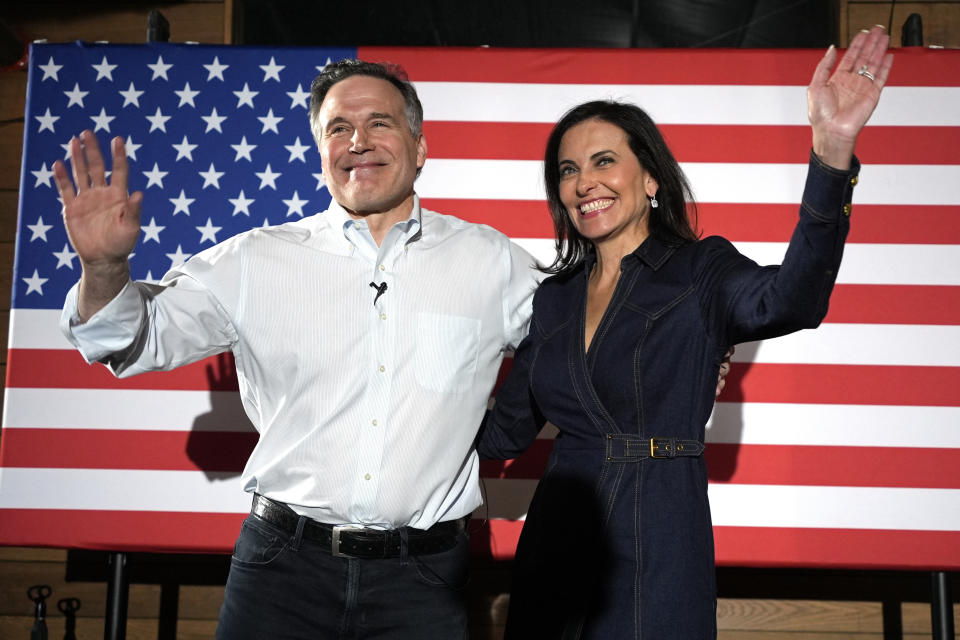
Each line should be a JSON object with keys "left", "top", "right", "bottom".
{"left": 55, "top": 59, "right": 539, "bottom": 639}
{"left": 55, "top": 59, "right": 730, "bottom": 638}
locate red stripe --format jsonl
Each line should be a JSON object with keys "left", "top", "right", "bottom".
{"left": 0, "top": 429, "right": 256, "bottom": 472}
{"left": 420, "top": 198, "right": 552, "bottom": 237}
{"left": 420, "top": 198, "right": 960, "bottom": 245}
{"left": 698, "top": 204, "right": 960, "bottom": 245}
{"left": 423, "top": 122, "right": 551, "bottom": 161}
{"left": 824, "top": 285, "right": 960, "bottom": 325}
{"left": 11, "top": 352, "right": 956, "bottom": 407}
{"left": 706, "top": 444, "right": 960, "bottom": 488}
{"left": 471, "top": 519, "right": 960, "bottom": 568}
{"left": 0, "top": 508, "right": 244, "bottom": 553}
{"left": 479, "top": 440, "right": 960, "bottom": 488}
{"left": 8, "top": 428, "right": 960, "bottom": 488}
{"left": 712, "top": 526, "right": 960, "bottom": 570}
{"left": 479, "top": 440, "right": 554, "bottom": 479}
{"left": 2, "top": 509, "right": 954, "bottom": 568}
{"left": 360, "top": 47, "right": 960, "bottom": 87}
{"left": 6, "top": 349, "right": 240, "bottom": 391}
{"left": 727, "top": 363, "right": 960, "bottom": 406}
{"left": 424, "top": 122, "right": 960, "bottom": 165}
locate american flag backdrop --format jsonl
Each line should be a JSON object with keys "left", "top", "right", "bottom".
{"left": 1, "top": 41, "right": 959, "bottom": 569}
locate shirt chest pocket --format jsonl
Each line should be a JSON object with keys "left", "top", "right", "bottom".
{"left": 414, "top": 312, "right": 481, "bottom": 394}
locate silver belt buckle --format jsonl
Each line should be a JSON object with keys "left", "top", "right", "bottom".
{"left": 331, "top": 524, "right": 365, "bottom": 557}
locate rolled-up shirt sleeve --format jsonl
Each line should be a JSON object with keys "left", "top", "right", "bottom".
{"left": 61, "top": 279, "right": 146, "bottom": 363}
{"left": 60, "top": 265, "right": 238, "bottom": 378}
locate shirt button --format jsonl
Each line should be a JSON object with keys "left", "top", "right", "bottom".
{"left": 850, "top": 175, "right": 859, "bottom": 187}
{"left": 380, "top": 313, "right": 387, "bottom": 320}
{"left": 379, "top": 365, "right": 385, "bottom": 373}
{"left": 371, "top": 419, "right": 378, "bottom": 426}
{"left": 379, "top": 264, "right": 385, "bottom": 271}
{"left": 364, "top": 473, "right": 371, "bottom": 481}
{"left": 843, "top": 203, "right": 852, "bottom": 217}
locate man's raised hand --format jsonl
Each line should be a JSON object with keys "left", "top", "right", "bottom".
{"left": 52, "top": 130, "right": 144, "bottom": 320}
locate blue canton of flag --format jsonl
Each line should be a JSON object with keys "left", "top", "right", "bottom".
{"left": 16, "top": 42, "right": 357, "bottom": 310}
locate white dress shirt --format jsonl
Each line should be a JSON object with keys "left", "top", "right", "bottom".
{"left": 61, "top": 196, "right": 540, "bottom": 529}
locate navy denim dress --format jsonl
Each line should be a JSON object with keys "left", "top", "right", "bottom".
{"left": 479, "top": 153, "right": 859, "bottom": 639}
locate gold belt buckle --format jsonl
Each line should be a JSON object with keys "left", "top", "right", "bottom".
{"left": 649, "top": 437, "right": 671, "bottom": 459}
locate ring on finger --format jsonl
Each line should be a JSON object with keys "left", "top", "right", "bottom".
{"left": 856, "top": 64, "right": 876, "bottom": 82}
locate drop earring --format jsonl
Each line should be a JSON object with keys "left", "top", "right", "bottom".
{"left": 650, "top": 195, "right": 659, "bottom": 208}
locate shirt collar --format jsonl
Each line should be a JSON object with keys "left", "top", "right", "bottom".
{"left": 582, "top": 234, "right": 678, "bottom": 274}
{"left": 630, "top": 234, "right": 676, "bottom": 270}
{"left": 332, "top": 194, "right": 423, "bottom": 251}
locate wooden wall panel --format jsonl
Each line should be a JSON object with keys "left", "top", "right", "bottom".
{"left": 0, "top": 3, "right": 230, "bottom": 635}
{"left": 0, "top": 191, "right": 21, "bottom": 241}
{"left": 3, "top": 2, "right": 226, "bottom": 45}
{"left": 0, "top": 72, "right": 27, "bottom": 122}
{"left": 0, "top": 122, "right": 24, "bottom": 193}
{"left": 0, "top": 616, "right": 219, "bottom": 640}
{"left": 842, "top": 0, "right": 960, "bottom": 47}
{"left": 1, "top": 2, "right": 958, "bottom": 639}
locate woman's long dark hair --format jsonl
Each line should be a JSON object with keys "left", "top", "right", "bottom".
{"left": 542, "top": 100, "right": 699, "bottom": 274}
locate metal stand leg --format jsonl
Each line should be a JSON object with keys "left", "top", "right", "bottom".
{"left": 104, "top": 552, "right": 129, "bottom": 640}
{"left": 930, "top": 571, "right": 954, "bottom": 640}
{"left": 158, "top": 582, "right": 180, "bottom": 640}
{"left": 882, "top": 599, "right": 903, "bottom": 640}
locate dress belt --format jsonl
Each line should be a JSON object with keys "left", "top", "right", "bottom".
{"left": 605, "top": 435, "right": 705, "bottom": 462}
{"left": 250, "top": 494, "right": 465, "bottom": 559}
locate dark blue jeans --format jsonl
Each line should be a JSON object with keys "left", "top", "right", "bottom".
{"left": 216, "top": 514, "right": 470, "bottom": 639}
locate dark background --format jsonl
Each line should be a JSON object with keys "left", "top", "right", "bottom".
{"left": 235, "top": 0, "right": 839, "bottom": 48}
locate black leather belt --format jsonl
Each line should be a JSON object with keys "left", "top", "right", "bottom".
{"left": 250, "top": 494, "right": 465, "bottom": 559}
{"left": 605, "top": 435, "right": 705, "bottom": 462}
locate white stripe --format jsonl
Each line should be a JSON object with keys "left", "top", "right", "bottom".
{"left": 705, "top": 403, "right": 960, "bottom": 448}
{"left": 735, "top": 242, "right": 960, "bottom": 286}
{"left": 8, "top": 242, "right": 960, "bottom": 361}
{"left": 419, "top": 159, "right": 544, "bottom": 201}
{"left": 7, "top": 309, "right": 75, "bottom": 350}
{"left": 533, "top": 405, "right": 960, "bottom": 448}
{"left": 3, "top": 388, "right": 253, "bottom": 431}
{"left": 513, "top": 238, "right": 960, "bottom": 287}
{"left": 418, "top": 83, "right": 960, "bottom": 127}
{"left": 686, "top": 163, "right": 960, "bottom": 206}
{"left": 478, "top": 478, "right": 960, "bottom": 531}
{"left": 478, "top": 478, "right": 537, "bottom": 521}
{"left": 707, "top": 484, "right": 960, "bottom": 531}
{"left": 3, "top": 470, "right": 958, "bottom": 530}
{"left": 0, "top": 468, "right": 250, "bottom": 513}
{"left": 8, "top": 389, "right": 959, "bottom": 449}
{"left": 418, "top": 159, "right": 960, "bottom": 206}
{"left": 737, "top": 324, "right": 960, "bottom": 366}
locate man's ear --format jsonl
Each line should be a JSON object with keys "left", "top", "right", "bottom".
{"left": 416, "top": 133, "right": 427, "bottom": 169}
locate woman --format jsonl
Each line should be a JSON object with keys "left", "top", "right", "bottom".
{"left": 478, "top": 26, "right": 892, "bottom": 639}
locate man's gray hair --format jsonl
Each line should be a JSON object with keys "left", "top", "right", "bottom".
{"left": 309, "top": 59, "right": 424, "bottom": 145}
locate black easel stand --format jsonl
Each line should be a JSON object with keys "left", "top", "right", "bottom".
{"left": 98, "top": 13, "right": 171, "bottom": 640}
{"left": 28, "top": 584, "right": 51, "bottom": 640}
{"left": 930, "top": 571, "right": 954, "bottom": 640}
{"left": 104, "top": 552, "right": 128, "bottom": 640}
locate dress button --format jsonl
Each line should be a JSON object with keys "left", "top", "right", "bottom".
{"left": 372, "top": 419, "right": 378, "bottom": 426}
{"left": 380, "top": 313, "right": 387, "bottom": 320}
{"left": 850, "top": 175, "right": 859, "bottom": 187}
{"left": 379, "top": 264, "right": 385, "bottom": 271}
{"left": 843, "top": 203, "right": 852, "bottom": 217}
{"left": 364, "top": 473, "right": 371, "bottom": 481}
{"left": 379, "top": 365, "right": 385, "bottom": 373}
